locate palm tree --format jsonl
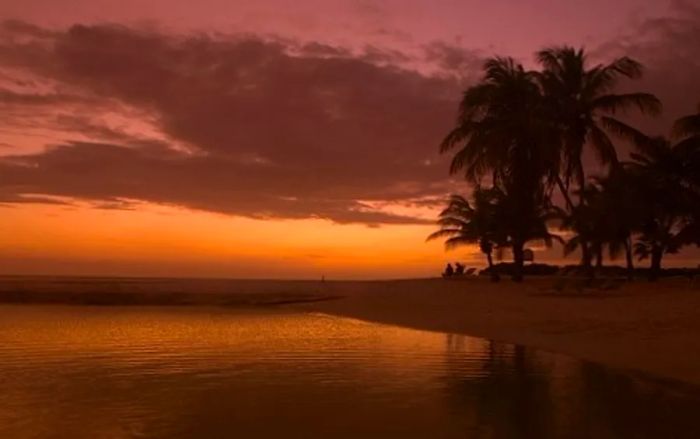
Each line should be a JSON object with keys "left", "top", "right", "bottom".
{"left": 536, "top": 46, "right": 661, "bottom": 268}
{"left": 427, "top": 188, "right": 505, "bottom": 281}
{"left": 559, "top": 185, "right": 604, "bottom": 275}
{"left": 440, "top": 57, "right": 560, "bottom": 281}
{"left": 618, "top": 126, "right": 697, "bottom": 280}
{"left": 560, "top": 171, "right": 643, "bottom": 280}
{"left": 592, "top": 170, "right": 644, "bottom": 279}
{"left": 672, "top": 104, "right": 700, "bottom": 251}
{"left": 428, "top": 187, "right": 561, "bottom": 282}
{"left": 491, "top": 188, "right": 563, "bottom": 281}
{"left": 441, "top": 57, "right": 559, "bottom": 187}
{"left": 673, "top": 103, "right": 700, "bottom": 139}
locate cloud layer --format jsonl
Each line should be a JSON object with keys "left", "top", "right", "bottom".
{"left": 1, "top": 6, "right": 699, "bottom": 225}
{"left": 0, "top": 22, "right": 468, "bottom": 224}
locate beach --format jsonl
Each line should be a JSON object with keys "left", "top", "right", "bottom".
{"left": 2, "top": 275, "right": 700, "bottom": 385}
{"left": 299, "top": 277, "right": 700, "bottom": 386}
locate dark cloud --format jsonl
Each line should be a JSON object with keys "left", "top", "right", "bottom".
{"left": 2, "top": 10, "right": 696, "bottom": 226}
{"left": 361, "top": 44, "right": 412, "bottom": 65}
{"left": 0, "top": 19, "right": 57, "bottom": 39}
{"left": 298, "top": 42, "right": 351, "bottom": 58}
{"left": 0, "top": 192, "right": 72, "bottom": 206}
{"left": 0, "top": 141, "right": 442, "bottom": 224}
{"left": 0, "top": 21, "right": 463, "bottom": 224}
{"left": 0, "top": 88, "right": 83, "bottom": 105}
{"left": 423, "top": 41, "right": 483, "bottom": 81}
{"left": 594, "top": 2, "right": 700, "bottom": 135}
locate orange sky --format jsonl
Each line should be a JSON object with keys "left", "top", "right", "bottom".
{"left": 0, "top": 201, "right": 473, "bottom": 279}
{"left": 2, "top": 200, "right": 696, "bottom": 279}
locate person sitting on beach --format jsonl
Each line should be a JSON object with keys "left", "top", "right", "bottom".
{"left": 454, "top": 263, "right": 465, "bottom": 276}
{"left": 443, "top": 263, "right": 454, "bottom": 278}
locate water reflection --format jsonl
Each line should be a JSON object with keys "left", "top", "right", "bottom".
{"left": 0, "top": 306, "right": 698, "bottom": 438}
{"left": 443, "top": 334, "right": 700, "bottom": 438}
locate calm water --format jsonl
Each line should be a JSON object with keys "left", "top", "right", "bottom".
{"left": 0, "top": 306, "right": 699, "bottom": 438}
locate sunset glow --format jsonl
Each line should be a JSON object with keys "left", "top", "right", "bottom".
{"left": 1, "top": 0, "right": 698, "bottom": 278}
{"left": 0, "top": 202, "right": 468, "bottom": 278}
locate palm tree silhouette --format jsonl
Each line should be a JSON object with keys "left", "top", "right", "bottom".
{"left": 536, "top": 47, "right": 660, "bottom": 272}
{"left": 559, "top": 170, "right": 643, "bottom": 279}
{"left": 673, "top": 103, "right": 700, "bottom": 139}
{"left": 429, "top": 187, "right": 561, "bottom": 282}
{"left": 591, "top": 171, "right": 645, "bottom": 279}
{"left": 673, "top": 104, "right": 700, "bottom": 250}
{"left": 616, "top": 116, "right": 699, "bottom": 280}
{"left": 558, "top": 185, "right": 605, "bottom": 274}
{"left": 437, "top": 49, "right": 700, "bottom": 280}
{"left": 427, "top": 189, "right": 502, "bottom": 281}
{"left": 440, "top": 57, "right": 559, "bottom": 281}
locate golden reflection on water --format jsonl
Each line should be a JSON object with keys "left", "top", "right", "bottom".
{"left": 0, "top": 306, "right": 491, "bottom": 373}
{"left": 0, "top": 306, "right": 698, "bottom": 439}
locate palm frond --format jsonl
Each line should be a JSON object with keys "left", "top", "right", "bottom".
{"left": 672, "top": 113, "right": 700, "bottom": 139}
{"left": 536, "top": 47, "right": 563, "bottom": 72}
{"left": 588, "top": 124, "right": 618, "bottom": 165}
{"left": 605, "top": 56, "right": 644, "bottom": 80}
{"left": 600, "top": 117, "right": 652, "bottom": 147}
{"left": 444, "top": 236, "right": 478, "bottom": 250}
{"left": 592, "top": 93, "right": 661, "bottom": 116}
{"left": 426, "top": 229, "right": 461, "bottom": 242}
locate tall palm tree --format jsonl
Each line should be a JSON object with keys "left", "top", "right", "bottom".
{"left": 440, "top": 57, "right": 560, "bottom": 281}
{"left": 427, "top": 188, "right": 505, "bottom": 281}
{"left": 536, "top": 46, "right": 661, "bottom": 269}
{"left": 441, "top": 57, "right": 559, "bottom": 188}
{"left": 672, "top": 104, "right": 700, "bottom": 250}
{"left": 617, "top": 124, "right": 697, "bottom": 280}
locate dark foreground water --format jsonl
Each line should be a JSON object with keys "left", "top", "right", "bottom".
{"left": 0, "top": 306, "right": 698, "bottom": 438}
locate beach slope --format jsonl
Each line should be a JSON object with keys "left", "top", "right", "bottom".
{"left": 297, "top": 277, "right": 700, "bottom": 386}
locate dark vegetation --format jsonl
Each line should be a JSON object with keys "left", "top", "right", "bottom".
{"left": 429, "top": 47, "right": 700, "bottom": 282}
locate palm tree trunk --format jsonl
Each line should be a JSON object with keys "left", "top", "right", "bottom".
{"left": 649, "top": 246, "right": 663, "bottom": 282}
{"left": 486, "top": 251, "right": 499, "bottom": 282}
{"left": 595, "top": 245, "right": 603, "bottom": 269}
{"left": 579, "top": 245, "right": 594, "bottom": 279}
{"left": 576, "top": 169, "right": 593, "bottom": 276}
{"left": 581, "top": 244, "right": 593, "bottom": 275}
{"left": 512, "top": 242, "right": 525, "bottom": 283}
{"left": 624, "top": 235, "right": 635, "bottom": 281}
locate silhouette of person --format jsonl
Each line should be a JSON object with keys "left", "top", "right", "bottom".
{"left": 455, "top": 263, "right": 465, "bottom": 276}
{"left": 443, "top": 263, "right": 454, "bottom": 278}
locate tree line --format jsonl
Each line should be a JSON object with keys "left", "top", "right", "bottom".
{"left": 429, "top": 47, "right": 700, "bottom": 282}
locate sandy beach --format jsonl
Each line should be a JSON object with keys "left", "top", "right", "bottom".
{"left": 2, "top": 275, "right": 700, "bottom": 385}
{"left": 298, "top": 277, "right": 700, "bottom": 386}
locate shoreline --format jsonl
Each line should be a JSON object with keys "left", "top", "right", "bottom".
{"left": 293, "top": 277, "right": 700, "bottom": 386}
{"left": 2, "top": 275, "right": 700, "bottom": 385}
{"left": 0, "top": 276, "right": 337, "bottom": 307}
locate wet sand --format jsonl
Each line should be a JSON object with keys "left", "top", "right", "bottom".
{"left": 2, "top": 275, "right": 700, "bottom": 385}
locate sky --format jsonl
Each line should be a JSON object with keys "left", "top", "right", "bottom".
{"left": 0, "top": 0, "right": 699, "bottom": 279}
